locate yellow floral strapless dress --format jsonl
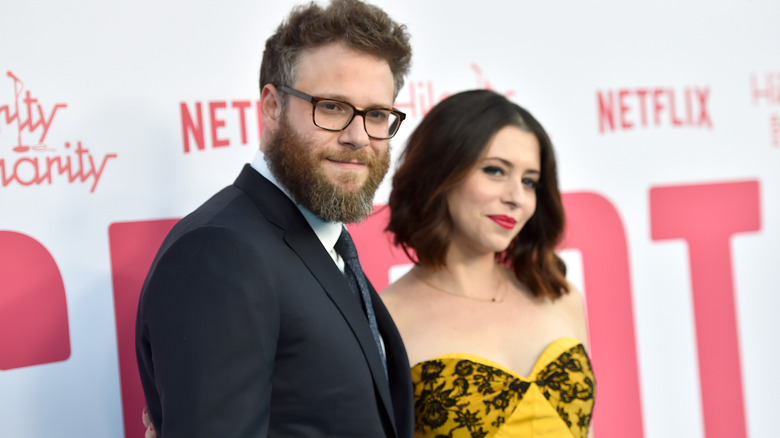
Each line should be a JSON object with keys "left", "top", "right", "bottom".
{"left": 411, "top": 337, "right": 595, "bottom": 438}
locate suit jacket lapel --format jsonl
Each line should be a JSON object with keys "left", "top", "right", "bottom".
{"left": 284, "top": 226, "right": 397, "bottom": 430}
{"left": 233, "top": 165, "right": 398, "bottom": 436}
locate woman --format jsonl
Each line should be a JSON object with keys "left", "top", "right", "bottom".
{"left": 381, "top": 89, "right": 595, "bottom": 437}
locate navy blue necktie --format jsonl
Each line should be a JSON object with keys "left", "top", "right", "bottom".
{"left": 334, "top": 228, "right": 388, "bottom": 377}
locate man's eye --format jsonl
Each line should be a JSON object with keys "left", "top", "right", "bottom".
{"left": 318, "top": 101, "right": 347, "bottom": 113}
{"left": 366, "top": 110, "right": 390, "bottom": 122}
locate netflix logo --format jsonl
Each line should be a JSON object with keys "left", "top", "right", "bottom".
{"left": 597, "top": 86, "right": 713, "bottom": 134}
{"left": 180, "top": 100, "right": 262, "bottom": 153}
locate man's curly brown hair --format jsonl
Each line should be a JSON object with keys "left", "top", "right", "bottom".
{"left": 260, "top": 0, "right": 412, "bottom": 99}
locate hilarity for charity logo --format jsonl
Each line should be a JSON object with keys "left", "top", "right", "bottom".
{"left": 0, "top": 71, "right": 117, "bottom": 193}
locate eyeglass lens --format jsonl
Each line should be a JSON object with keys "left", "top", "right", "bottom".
{"left": 314, "top": 100, "right": 400, "bottom": 139}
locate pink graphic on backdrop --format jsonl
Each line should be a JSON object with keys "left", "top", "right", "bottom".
{"left": 559, "top": 192, "right": 645, "bottom": 438}
{"left": 0, "top": 71, "right": 66, "bottom": 152}
{"left": 109, "top": 219, "right": 179, "bottom": 438}
{"left": 0, "top": 231, "right": 70, "bottom": 370}
{"left": 0, "top": 71, "right": 118, "bottom": 192}
{"left": 651, "top": 180, "right": 759, "bottom": 438}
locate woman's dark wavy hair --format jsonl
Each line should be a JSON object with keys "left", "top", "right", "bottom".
{"left": 386, "top": 89, "right": 569, "bottom": 300}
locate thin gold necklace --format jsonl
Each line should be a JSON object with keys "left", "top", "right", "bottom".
{"left": 415, "top": 268, "right": 507, "bottom": 303}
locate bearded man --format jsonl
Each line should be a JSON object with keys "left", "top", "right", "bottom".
{"left": 134, "top": 1, "right": 414, "bottom": 437}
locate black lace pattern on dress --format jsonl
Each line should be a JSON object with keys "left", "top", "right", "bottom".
{"left": 413, "top": 344, "right": 595, "bottom": 438}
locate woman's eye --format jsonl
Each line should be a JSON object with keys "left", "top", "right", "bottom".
{"left": 482, "top": 166, "right": 505, "bottom": 176}
{"left": 522, "top": 177, "right": 540, "bottom": 189}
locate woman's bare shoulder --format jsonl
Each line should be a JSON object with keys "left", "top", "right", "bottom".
{"left": 380, "top": 268, "right": 430, "bottom": 322}
{"left": 380, "top": 270, "right": 418, "bottom": 304}
{"left": 557, "top": 281, "right": 590, "bottom": 348}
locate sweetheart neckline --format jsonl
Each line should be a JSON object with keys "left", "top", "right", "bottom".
{"left": 410, "top": 336, "right": 587, "bottom": 381}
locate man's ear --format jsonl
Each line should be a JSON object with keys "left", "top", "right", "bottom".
{"left": 260, "top": 84, "right": 283, "bottom": 133}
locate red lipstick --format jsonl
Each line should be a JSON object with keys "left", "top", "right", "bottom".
{"left": 489, "top": 215, "right": 516, "bottom": 230}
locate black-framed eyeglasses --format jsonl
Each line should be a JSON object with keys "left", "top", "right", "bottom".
{"left": 278, "top": 85, "right": 406, "bottom": 140}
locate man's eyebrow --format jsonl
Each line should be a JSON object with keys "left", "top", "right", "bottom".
{"left": 323, "top": 93, "right": 394, "bottom": 109}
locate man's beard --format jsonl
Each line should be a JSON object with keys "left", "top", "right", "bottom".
{"left": 264, "top": 117, "right": 390, "bottom": 223}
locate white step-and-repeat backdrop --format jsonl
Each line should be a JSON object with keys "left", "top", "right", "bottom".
{"left": 1, "top": 1, "right": 778, "bottom": 437}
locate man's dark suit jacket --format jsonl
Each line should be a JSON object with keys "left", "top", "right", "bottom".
{"left": 135, "top": 164, "right": 414, "bottom": 437}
